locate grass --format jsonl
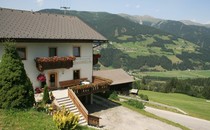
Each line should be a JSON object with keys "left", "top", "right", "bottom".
{"left": 0, "top": 109, "right": 57, "bottom": 130}
{"left": 139, "top": 90, "right": 210, "bottom": 121}
{"left": 137, "top": 70, "right": 210, "bottom": 79}
{"left": 0, "top": 109, "right": 95, "bottom": 130}
{"left": 116, "top": 101, "right": 190, "bottom": 130}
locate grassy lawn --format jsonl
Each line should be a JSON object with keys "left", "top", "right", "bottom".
{"left": 0, "top": 109, "right": 94, "bottom": 130}
{"left": 139, "top": 90, "right": 210, "bottom": 121}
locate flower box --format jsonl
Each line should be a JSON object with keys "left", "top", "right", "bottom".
{"left": 35, "top": 56, "right": 76, "bottom": 72}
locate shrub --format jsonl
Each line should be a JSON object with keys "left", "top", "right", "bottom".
{"left": 42, "top": 86, "right": 50, "bottom": 104}
{"left": 139, "top": 94, "right": 149, "bottom": 101}
{"left": 125, "top": 99, "right": 144, "bottom": 109}
{"left": 53, "top": 107, "right": 79, "bottom": 130}
{"left": 109, "top": 91, "right": 119, "bottom": 101}
{"left": 0, "top": 42, "right": 35, "bottom": 109}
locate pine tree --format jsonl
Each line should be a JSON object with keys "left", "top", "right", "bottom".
{"left": 42, "top": 86, "right": 50, "bottom": 104}
{"left": 0, "top": 42, "right": 35, "bottom": 109}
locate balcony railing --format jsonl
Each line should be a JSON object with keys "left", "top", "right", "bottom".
{"left": 72, "top": 76, "right": 112, "bottom": 97}
{"left": 35, "top": 56, "right": 75, "bottom": 72}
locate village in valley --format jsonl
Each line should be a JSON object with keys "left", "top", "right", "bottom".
{"left": 0, "top": 0, "right": 210, "bottom": 130}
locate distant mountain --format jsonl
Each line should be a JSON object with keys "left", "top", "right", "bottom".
{"left": 38, "top": 9, "right": 210, "bottom": 71}
{"left": 180, "top": 20, "right": 210, "bottom": 28}
{"left": 120, "top": 14, "right": 210, "bottom": 48}
{"left": 39, "top": 9, "right": 168, "bottom": 42}
{"left": 119, "top": 14, "right": 162, "bottom": 26}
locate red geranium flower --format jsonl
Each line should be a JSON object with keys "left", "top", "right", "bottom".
{"left": 37, "top": 74, "right": 46, "bottom": 82}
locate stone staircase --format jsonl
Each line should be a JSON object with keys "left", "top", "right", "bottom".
{"left": 56, "top": 96, "right": 87, "bottom": 126}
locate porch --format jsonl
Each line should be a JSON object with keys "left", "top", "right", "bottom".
{"left": 59, "top": 76, "right": 112, "bottom": 97}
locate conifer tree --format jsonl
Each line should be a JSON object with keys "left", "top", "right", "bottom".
{"left": 0, "top": 42, "right": 35, "bottom": 109}
{"left": 42, "top": 86, "right": 50, "bottom": 104}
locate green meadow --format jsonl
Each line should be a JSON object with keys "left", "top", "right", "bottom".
{"left": 139, "top": 90, "right": 210, "bottom": 121}
{"left": 136, "top": 70, "right": 210, "bottom": 79}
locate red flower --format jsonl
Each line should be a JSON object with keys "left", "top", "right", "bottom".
{"left": 37, "top": 74, "right": 46, "bottom": 82}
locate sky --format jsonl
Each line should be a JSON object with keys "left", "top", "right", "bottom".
{"left": 0, "top": 0, "right": 210, "bottom": 24}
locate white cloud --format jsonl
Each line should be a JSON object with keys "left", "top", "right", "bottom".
{"left": 36, "top": 0, "right": 44, "bottom": 7}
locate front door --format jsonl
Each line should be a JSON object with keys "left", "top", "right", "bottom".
{"left": 49, "top": 72, "right": 57, "bottom": 87}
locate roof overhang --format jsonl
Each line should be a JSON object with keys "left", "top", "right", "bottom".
{"left": 0, "top": 38, "right": 108, "bottom": 43}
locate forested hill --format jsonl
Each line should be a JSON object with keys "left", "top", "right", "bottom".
{"left": 38, "top": 9, "right": 210, "bottom": 71}
{"left": 39, "top": 9, "right": 170, "bottom": 42}
{"left": 120, "top": 14, "right": 210, "bottom": 48}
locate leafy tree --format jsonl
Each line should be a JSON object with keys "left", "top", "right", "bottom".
{"left": 132, "top": 80, "right": 141, "bottom": 89}
{"left": 0, "top": 42, "right": 35, "bottom": 109}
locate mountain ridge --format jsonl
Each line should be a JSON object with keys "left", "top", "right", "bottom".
{"left": 38, "top": 9, "right": 210, "bottom": 71}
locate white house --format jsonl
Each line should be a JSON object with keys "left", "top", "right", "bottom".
{"left": 0, "top": 8, "right": 107, "bottom": 89}
{"left": 0, "top": 8, "right": 134, "bottom": 126}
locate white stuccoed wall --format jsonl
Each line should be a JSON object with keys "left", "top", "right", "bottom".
{"left": 0, "top": 42, "right": 93, "bottom": 89}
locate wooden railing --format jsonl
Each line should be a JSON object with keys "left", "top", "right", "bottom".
{"left": 59, "top": 78, "right": 87, "bottom": 89}
{"left": 68, "top": 88, "right": 101, "bottom": 127}
{"left": 73, "top": 85, "right": 109, "bottom": 97}
{"left": 68, "top": 88, "right": 88, "bottom": 121}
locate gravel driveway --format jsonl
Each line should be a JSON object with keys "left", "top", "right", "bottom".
{"left": 92, "top": 106, "right": 181, "bottom": 130}
{"left": 145, "top": 107, "right": 210, "bottom": 130}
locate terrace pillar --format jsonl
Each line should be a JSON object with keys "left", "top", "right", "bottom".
{"left": 90, "top": 94, "right": 93, "bottom": 104}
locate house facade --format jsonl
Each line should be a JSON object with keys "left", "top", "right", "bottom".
{"left": 0, "top": 8, "right": 133, "bottom": 126}
{"left": 0, "top": 8, "right": 107, "bottom": 89}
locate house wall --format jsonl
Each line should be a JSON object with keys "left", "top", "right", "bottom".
{"left": 0, "top": 42, "right": 93, "bottom": 89}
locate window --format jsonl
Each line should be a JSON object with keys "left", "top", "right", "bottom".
{"left": 73, "top": 46, "right": 80, "bottom": 57}
{"left": 49, "top": 47, "right": 57, "bottom": 57}
{"left": 73, "top": 70, "right": 80, "bottom": 80}
{"left": 16, "top": 47, "right": 26, "bottom": 60}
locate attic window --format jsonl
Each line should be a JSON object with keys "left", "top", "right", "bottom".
{"left": 17, "top": 47, "right": 26, "bottom": 60}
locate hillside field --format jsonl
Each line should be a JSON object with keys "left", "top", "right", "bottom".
{"left": 134, "top": 70, "right": 210, "bottom": 79}
{"left": 139, "top": 90, "right": 210, "bottom": 121}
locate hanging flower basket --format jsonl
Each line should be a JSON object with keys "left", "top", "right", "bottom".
{"left": 37, "top": 74, "right": 46, "bottom": 82}
{"left": 35, "top": 56, "right": 76, "bottom": 72}
{"left": 93, "top": 54, "right": 101, "bottom": 65}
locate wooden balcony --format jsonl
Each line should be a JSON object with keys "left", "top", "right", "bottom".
{"left": 35, "top": 56, "right": 75, "bottom": 72}
{"left": 72, "top": 76, "right": 112, "bottom": 97}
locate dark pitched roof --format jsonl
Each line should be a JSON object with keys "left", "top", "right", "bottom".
{"left": 0, "top": 8, "right": 107, "bottom": 42}
{"left": 93, "top": 69, "right": 134, "bottom": 85}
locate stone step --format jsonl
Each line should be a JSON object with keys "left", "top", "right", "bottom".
{"left": 54, "top": 94, "right": 87, "bottom": 125}
{"left": 56, "top": 97, "right": 69, "bottom": 101}
{"left": 79, "top": 119, "right": 87, "bottom": 126}
{"left": 57, "top": 99, "right": 73, "bottom": 104}
{"left": 59, "top": 102, "right": 73, "bottom": 107}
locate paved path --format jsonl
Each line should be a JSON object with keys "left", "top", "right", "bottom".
{"left": 119, "top": 95, "right": 187, "bottom": 114}
{"left": 145, "top": 107, "right": 210, "bottom": 130}
{"left": 91, "top": 106, "right": 181, "bottom": 130}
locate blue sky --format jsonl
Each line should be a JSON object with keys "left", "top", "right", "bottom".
{"left": 0, "top": 0, "right": 210, "bottom": 24}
